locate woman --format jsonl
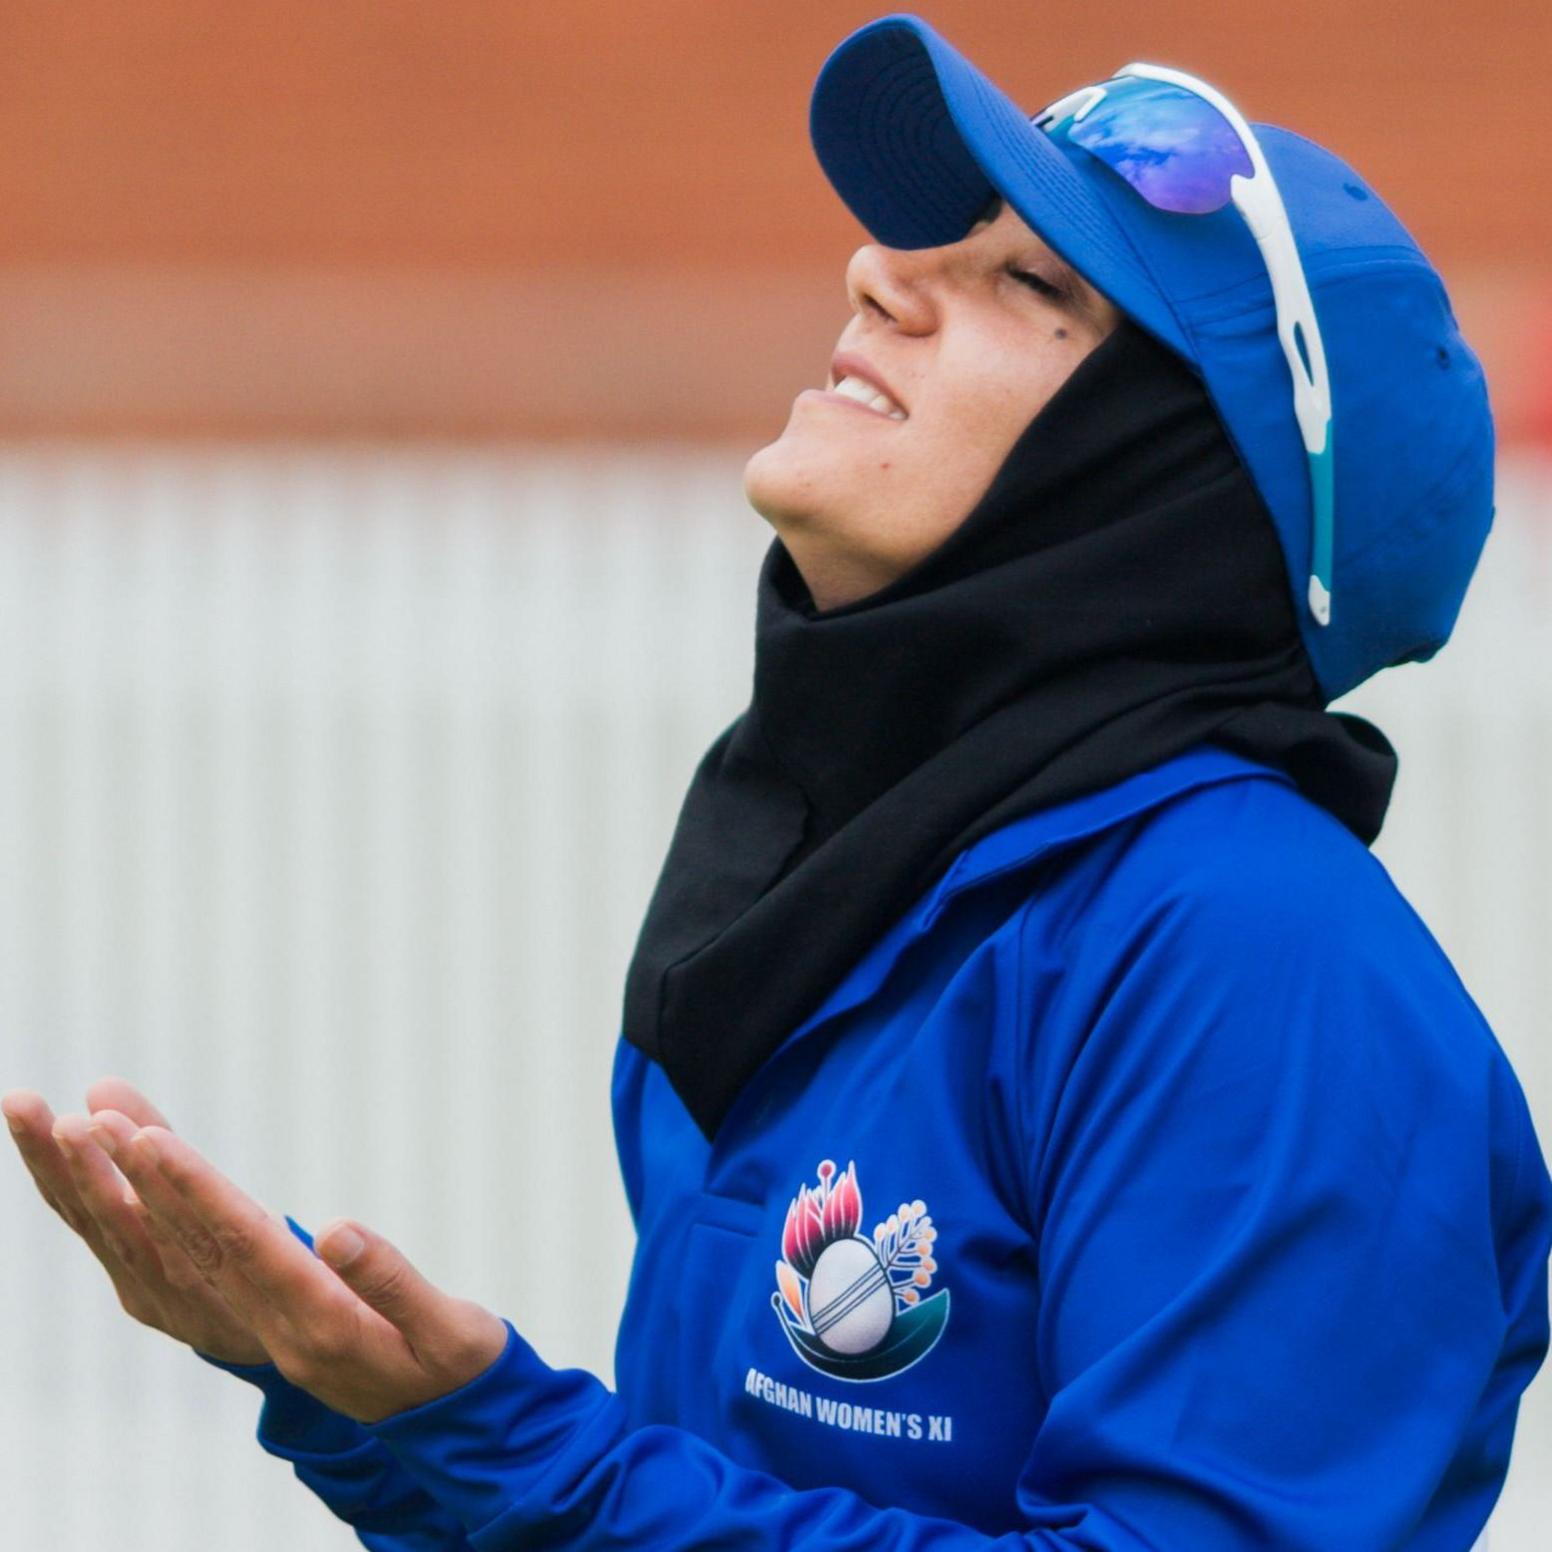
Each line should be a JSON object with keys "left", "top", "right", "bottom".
{"left": 6, "top": 14, "right": 1550, "bottom": 1549}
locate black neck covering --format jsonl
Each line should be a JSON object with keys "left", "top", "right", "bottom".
{"left": 621, "top": 317, "right": 1397, "bottom": 1142}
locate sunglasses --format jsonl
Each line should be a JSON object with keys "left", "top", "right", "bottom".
{"left": 1032, "top": 65, "right": 1335, "bottom": 628}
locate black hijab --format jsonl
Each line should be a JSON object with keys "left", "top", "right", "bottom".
{"left": 621, "top": 317, "right": 1396, "bottom": 1141}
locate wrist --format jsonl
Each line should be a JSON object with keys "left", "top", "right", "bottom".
{"left": 199, "top": 1345, "right": 374, "bottom": 1458}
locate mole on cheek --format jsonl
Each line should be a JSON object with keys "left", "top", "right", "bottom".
{"left": 1054, "top": 327, "right": 1069, "bottom": 340}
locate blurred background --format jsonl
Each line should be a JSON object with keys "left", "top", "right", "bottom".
{"left": 0, "top": 3, "right": 1547, "bottom": 1547}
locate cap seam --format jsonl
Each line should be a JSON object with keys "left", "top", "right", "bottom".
{"left": 869, "top": 54, "right": 968, "bottom": 237}
{"left": 1187, "top": 248, "right": 1441, "bottom": 323}
{"left": 1336, "top": 425, "right": 1489, "bottom": 583}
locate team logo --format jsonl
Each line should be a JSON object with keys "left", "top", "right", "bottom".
{"left": 771, "top": 1157, "right": 950, "bottom": 1382}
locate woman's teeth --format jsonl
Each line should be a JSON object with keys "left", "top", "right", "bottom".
{"left": 832, "top": 375, "right": 907, "bottom": 420}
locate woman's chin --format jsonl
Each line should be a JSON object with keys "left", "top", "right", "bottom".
{"left": 742, "top": 433, "right": 810, "bottom": 521}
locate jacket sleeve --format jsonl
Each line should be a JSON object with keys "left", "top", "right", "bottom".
{"left": 1005, "top": 849, "right": 1552, "bottom": 1548}
{"left": 199, "top": 1216, "right": 477, "bottom": 1551}
{"left": 353, "top": 851, "right": 1552, "bottom": 1551}
{"left": 363, "top": 1318, "right": 1087, "bottom": 1550}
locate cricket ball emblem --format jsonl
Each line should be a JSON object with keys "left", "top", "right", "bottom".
{"left": 771, "top": 1157, "right": 950, "bottom": 1382}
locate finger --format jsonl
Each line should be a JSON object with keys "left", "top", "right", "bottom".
{"left": 85, "top": 1084, "right": 170, "bottom": 1212}
{"left": 117, "top": 1127, "right": 392, "bottom": 1384}
{"left": 122, "top": 1166, "right": 280, "bottom": 1277}
{"left": 87, "top": 1109, "right": 148, "bottom": 1207}
{"left": 315, "top": 1218, "right": 454, "bottom": 1350}
{"left": 4, "top": 1089, "right": 63, "bottom": 1169}
{"left": 116, "top": 1126, "right": 340, "bottom": 1327}
{"left": 3, "top": 1092, "right": 105, "bottom": 1241}
{"left": 103, "top": 1121, "right": 296, "bottom": 1320}
{"left": 52, "top": 1113, "right": 164, "bottom": 1280}
{"left": 129, "top": 1192, "right": 218, "bottom": 1294}
{"left": 85, "top": 1077, "right": 174, "bottom": 1133}
{"left": 123, "top": 1184, "right": 274, "bottom": 1353}
{"left": 7, "top": 1107, "right": 175, "bottom": 1329}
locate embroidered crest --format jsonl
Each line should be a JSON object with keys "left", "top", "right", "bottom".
{"left": 771, "top": 1158, "right": 950, "bottom": 1382}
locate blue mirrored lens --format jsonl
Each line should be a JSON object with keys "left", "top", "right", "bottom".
{"left": 1038, "top": 77, "right": 1253, "bottom": 215}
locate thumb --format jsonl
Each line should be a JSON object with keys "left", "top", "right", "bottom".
{"left": 316, "top": 1218, "right": 447, "bottom": 1339}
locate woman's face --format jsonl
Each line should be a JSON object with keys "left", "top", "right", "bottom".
{"left": 744, "top": 194, "right": 1123, "bottom": 611}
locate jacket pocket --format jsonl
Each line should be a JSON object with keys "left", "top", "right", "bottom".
{"left": 675, "top": 1203, "right": 763, "bottom": 1435}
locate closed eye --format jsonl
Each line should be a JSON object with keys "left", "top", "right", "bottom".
{"left": 1006, "top": 264, "right": 1064, "bottom": 302}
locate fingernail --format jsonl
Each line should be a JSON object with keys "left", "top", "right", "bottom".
{"left": 321, "top": 1227, "right": 365, "bottom": 1268}
{"left": 88, "top": 1125, "right": 118, "bottom": 1158}
{"left": 130, "top": 1131, "right": 159, "bottom": 1164}
{"left": 5, "top": 1114, "right": 23, "bottom": 1137}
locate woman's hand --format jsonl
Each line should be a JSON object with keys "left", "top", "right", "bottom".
{"left": 2, "top": 1078, "right": 271, "bottom": 1366}
{"left": 88, "top": 1108, "right": 509, "bottom": 1424}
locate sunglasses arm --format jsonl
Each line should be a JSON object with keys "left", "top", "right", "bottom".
{"left": 1231, "top": 174, "right": 1335, "bottom": 625}
{"left": 1117, "top": 61, "right": 1336, "bottom": 625}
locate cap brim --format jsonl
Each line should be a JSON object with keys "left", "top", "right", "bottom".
{"left": 808, "top": 13, "right": 1193, "bottom": 360}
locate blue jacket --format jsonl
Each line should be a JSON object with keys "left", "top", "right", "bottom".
{"left": 209, "top": 744, "right": 1552, "bottom": 1549}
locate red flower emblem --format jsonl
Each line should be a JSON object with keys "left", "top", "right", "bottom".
{"left": 780, "top": 1158, "right": 861, "bottom": 1278}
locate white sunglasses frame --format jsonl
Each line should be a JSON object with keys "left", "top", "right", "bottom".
{"left": 1036, "top": 64, "right": 1336, "bottom": 626}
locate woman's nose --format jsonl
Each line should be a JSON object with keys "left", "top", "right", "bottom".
{"left": 845, "top": 241, "right": 938, "bottom": 332}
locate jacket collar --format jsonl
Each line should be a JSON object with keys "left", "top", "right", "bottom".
{"left": 701, "top": 741, "right": 1293, "bottom": 1155}
{"left": 916, "top": 742, "right": 1293, "bottom": 930}
{"left": 807, "top": 742, "right": 1290, "bottom": 1040}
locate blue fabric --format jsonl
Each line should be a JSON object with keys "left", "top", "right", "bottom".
{"left": 218, "top": 745, "right": 1551, "bottom": 1548}
{"left": 807, "top": 14, "right": 1496, "bottom": 703}
{"left": 200, "top": 1353, "right": 477, "bottom": 1549}
{"left": 198, "top": 1221, "right": 478, "bottom": 1549}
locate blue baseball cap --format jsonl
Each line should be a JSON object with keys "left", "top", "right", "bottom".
{"left": 808, "top": 13, "right": 1496, "bottom": 702}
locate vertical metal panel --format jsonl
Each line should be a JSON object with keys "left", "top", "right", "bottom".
{"left": 0, "top": 444, "right": 1544, "bottom": 1549}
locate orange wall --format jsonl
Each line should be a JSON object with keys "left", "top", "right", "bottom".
{"left": 0, "top": 0, "right": 1546, "bottom": 439}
